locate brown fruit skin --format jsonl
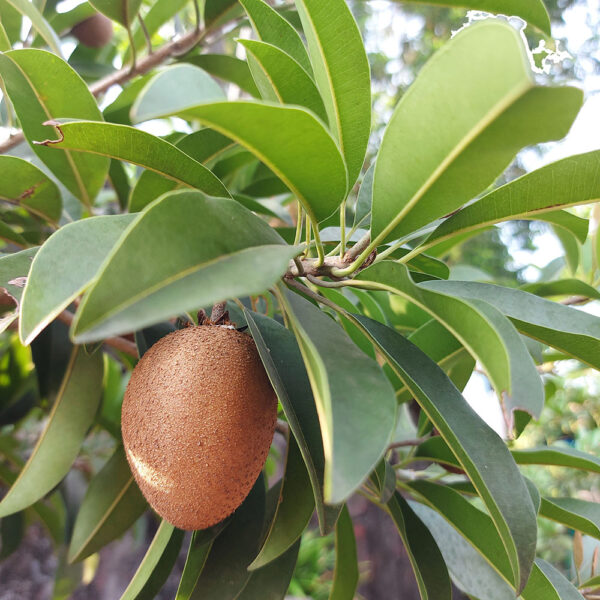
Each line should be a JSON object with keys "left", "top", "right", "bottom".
{"left": 121, "top": 325, "right": 277, "bottom": 530}
{"left": 71, "top": 14, "right": 113, "bottom": 48}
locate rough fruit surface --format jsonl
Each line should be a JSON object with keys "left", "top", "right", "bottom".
{"left": 121, "top": 325, "right": 277, "bottom": 530}
{"left": 71, "top": 14, "right": 113, "bottom": 48}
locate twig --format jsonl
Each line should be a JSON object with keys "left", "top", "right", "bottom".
{"left": 210, "top": 301, "right": 227, "bottom": 324}
{"left": 388, "top": 438, "right": 429, "bottom": 450}
{"left": 138, "top": 13, "right": 153, "bottom": 55}
{"left": 57, "top": 310, "right": 138, "bottom": 357}
{"left": 343, "top": 231, "right": 370, "bottom": 263}
{"left": 285, "top": 278, "right": 350, "bottom": 316}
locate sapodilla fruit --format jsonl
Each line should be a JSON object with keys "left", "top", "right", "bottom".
{"left": 71, "top": 14, "right": 113, "bottom": 48}
{"left": 121, "top": 325, "right": 277, "bottom": 530}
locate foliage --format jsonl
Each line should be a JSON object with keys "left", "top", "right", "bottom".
{"left": 0, "top": 0, "right": 599, "bottom": 599}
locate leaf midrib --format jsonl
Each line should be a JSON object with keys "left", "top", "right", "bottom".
{"left": 419, "top": 196, "right": 600, "bottom": 257}
{"left": 373, "top": 78, "right": 533, "bottom": 245}
{"left": 0, "top": 346, "right": 78, "bottom": 514}
{"left": 56, "top": 122, "right": 229, "bottom": 199}
{"left": 70, "top": 475, "right": 136, "bottom": 562}
{"left": 75, "top": 244, "right": 288, "bottom": 336}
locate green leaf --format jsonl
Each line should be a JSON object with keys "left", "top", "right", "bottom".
{"left": 295, "top": 0, "right": 371, "bottom": 187}
{"left": 124, "top": 0, "right": 188, "bottom": 61}
{"left": 3, "top": 0, "right": 61, "bottom": 55}
{"left": 581, "top": 574, "right": 600, "bottom": 590}
{"left": 204, "top": 0, "right": 241, "bottom": 28}
{"left": 409, "top": 319, "right": 463, "bottom": 363}
{"left": 103, "top": 74, "right": 153, "bottom": 125}
{"left": 0, "top": 50, "right": 109, "bottom": 206}
{"left": 348, "top": 288, "right": 387, "bottom": 324}
{"left": 0, "top": 511, "right": 24, "bottom": 559}
{"left": 412, "top": 502, "right": 578, "bottom": 600}
{"left": 182, "top": 54, "right": 260, "bottom": 97}
{"left": 396, "top": 0, "right": 551, "bottom": 35}
{"left": 386, "top": 491, "right": 451, "bottom": 599}
{"left": 0, "top": 0, "right": 21, "bottom": 45}
{"left": 511, "top": 446, "right": 600, "bottom": 473}
{"left": 466, "top": 298, "right": 543, "bottom": 428}
{"left": 52, "top": 546, "right": 83, "bottom": 600}
{"left": 89, "top": 0, "right": 142, "bottom": 27}
{"left": 520, "top": 279, "right": 600, "bottom": 300}
{"left": 20, "top": 214, "right": 136, "bottom": 345}
{"left": 0, "top": 18, "right": 12, "bottom": 50}
{"left": 155, "top": 101, "right": 347, "bottom": 223}
{"left": 0, "top": 460, "right": 66, "bottom": 545}
{"left": 353, "top": 162, "right": 374, "bottom": 229}
{"left": 356, "top": 262, "right": 544, "bottom": 425}
{"left": 540, "top": 497, "right": 600, "bottom": 539}
{"left": 68, "top": 446, "right": 147, "bottom": 563}
{"left": 530, "top": 559, "right": 585, "bottom": 599}
{"left": 131, "top": 64, "right": 225, "bottom": 123}
{"left": 244, "top": 310, "right": 337, "bottom": 534}
{"left": 279, "top": 288, "right": 396, "bottom": 504}
{"left": 239, "top": 0, "right": 312, "bottom": 73}
{"left": 0, "top": 346, "right": 103, "bottom": 518}
{"left": 318, "top": 288, "right": 377, "bottom": 360}
{"left": 191, "top": 475, "right": 266, "bottom": 600}
{"left": 46, "top": 2, "right": 96, "bottom": 37}
{"left": 411, "top": 501, "right": 514, "bottom": 600}
{"left": 371, "top": 20, "right": 582, "bottom": 245}
{"left": 0, "top": 219, "right": 27, "bottom": 247}
{"left": 352, "top": 315, "right": 537, "bottom": 592}
{"left": 419, "top": 280, "right": 600, "bottom": 370}
{"left": 0, "top": 246, "right": 37, "bottom": 309}
{"left": 72, "top": 191, "right": 299, "bottom": 342}
{"left": 329, "top": 505, "right": 358, "bottom": 600}
{"left": 120, "top": 520, "right": 184, "bottom": 600}
{"left": 109, "top": 159, "right": 130, "bottom": 210}
{"left": 175, "top": 527, "right": 226, "bottom": 600}
{"left": 408, "top": 480, "right": 513, "bottom": 584}
{"left": 554, "top": 225, "right": 581, "bottom": 274}
{"left": 390, "top": 248, "right": 450, "bottom": 280}
{"left": 417, "top": 152, "right": 600, "bottom": 254}
{"left": 373, "top": 460, "right": 396, "bottom": 504}
{"left": 250, "top": 436, "right": 314, "bottom": 569}
{"left": 236, "top": 538, "right": 301, "bottom": 600}
{"left": 37, "top": 120, "right": 230, "bottom": 200}
{"left": 129, "top": 129, "right": 234, "bottom": 213}
{"left": 541, "top": 210, "right": 589, "bottom": 244}
{"left": 394, "top": 319, "right": 469, "bottom": 403}
{"left": 238, "top": 39, "right": 327, "bottom": 123}
{"left": 419, "top": 437, "right": 600, "bottom": 484}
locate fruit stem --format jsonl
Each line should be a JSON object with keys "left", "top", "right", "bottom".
{"left": 210, "top": 302, "right": 228, "bottom": 324}
{"left": 57, "top": 310, "right": 138, "bottom": 357}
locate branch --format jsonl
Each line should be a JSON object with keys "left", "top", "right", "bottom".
{"left": 89, "top": 27, "right": 205, "bottom": 96}
{"left": 210, "top": 301, "right": 228, "bottom": 324}
{"left": 0, "top": 27, "right": 207, "bottom": 154}
{"left": 388, "top": 438, "right": 429, "bottom": 450}
{"left": 57, "top": 310, "right": 138, "bottom": 358}
{"left": 286, "top": 233, "right": 375, "bottom": 279}
{"left": 343, "top": 231, "right": 370, "bottom": 262}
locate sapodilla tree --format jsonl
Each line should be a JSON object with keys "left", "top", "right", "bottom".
{"left": 0, "top": 0, "right": 599, "bottom": 598}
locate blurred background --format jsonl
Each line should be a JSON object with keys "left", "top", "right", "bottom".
{"left": 0, "top": 0, "right": 599, "bottom": 598}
